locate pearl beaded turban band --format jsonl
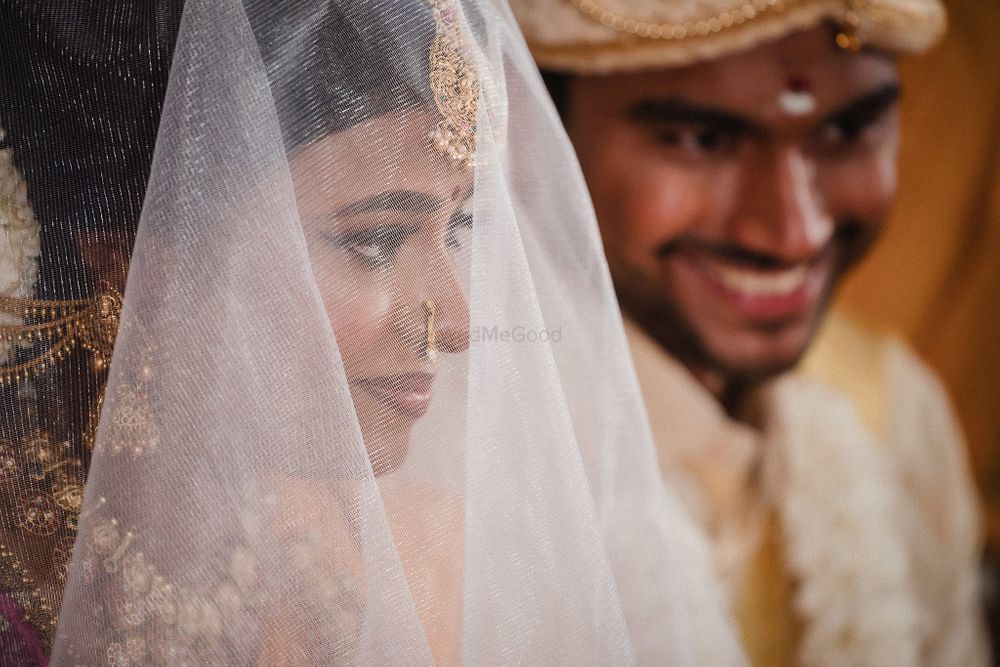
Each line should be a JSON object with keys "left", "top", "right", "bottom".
{"left": 510, "top": 0, "right": 946, "bottom": 74}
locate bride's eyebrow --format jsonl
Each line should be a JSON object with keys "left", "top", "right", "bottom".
{"left": 332, "top": 190, "right": 444, "bottom": 218}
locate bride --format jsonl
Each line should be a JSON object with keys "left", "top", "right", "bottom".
{"left": 0, "top": 0, "right": 742, "bottom": 664}
{"left": 253, "top": 4, "right": 476, "bottom": 661}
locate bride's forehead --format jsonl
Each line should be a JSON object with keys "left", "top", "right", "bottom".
{"left": 289, "top": 112, "right": 472, "bottom": 202}
{"left": 291, "top": 112, "right": 434, "bottom": 170}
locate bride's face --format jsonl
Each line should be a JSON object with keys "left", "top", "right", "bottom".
{"left": 291, "top": 110, "right": 472, "bottom": 475}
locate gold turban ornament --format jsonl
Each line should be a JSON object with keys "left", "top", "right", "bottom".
{"left": 510, "top": 0, "right": 946, "bottom": 73}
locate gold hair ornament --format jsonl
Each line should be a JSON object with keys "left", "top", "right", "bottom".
{"left": 428, "top": 0, "right": 480, "bottom": 167}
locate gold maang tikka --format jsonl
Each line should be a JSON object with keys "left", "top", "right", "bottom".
{"left": 428, "top": 0, "right": 479, "bottom": 167}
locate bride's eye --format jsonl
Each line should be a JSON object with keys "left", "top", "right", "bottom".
{"left": 326, "top": 224, "right": 411, "bottom": 268}
{"left": 446, "top": 210, "right": 473, "bottom": 249}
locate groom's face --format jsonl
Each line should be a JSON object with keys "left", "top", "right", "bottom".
{"left": 562, "top": 26, "right": 900, "bottom": 385}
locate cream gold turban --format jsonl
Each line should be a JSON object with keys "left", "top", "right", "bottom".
{"left": 510, "top": 0, "right": 946, "bottom": 73}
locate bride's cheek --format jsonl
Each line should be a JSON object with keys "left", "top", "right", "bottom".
{"left": 327, "top": 278, "right": 396, "bottom": 366}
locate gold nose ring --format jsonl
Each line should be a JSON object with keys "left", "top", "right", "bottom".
{"left": 423, "top": 300, "right": 438, "bottom": 362}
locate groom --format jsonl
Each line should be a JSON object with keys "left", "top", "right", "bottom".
{"left": 512, "top": 0, "right": 987, "bottom": 663}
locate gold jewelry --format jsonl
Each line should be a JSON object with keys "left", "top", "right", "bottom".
{"left": 424, "top": 299, "right": 438, "bottom": 362}
{"left": 0, "top": 287, "right": 122, "bottom": 385}
{"left": 835, "top": 0, "right": 863, "bottom": 50}
{"left": 428, "top": 0, "right": 479, "bottom": 167}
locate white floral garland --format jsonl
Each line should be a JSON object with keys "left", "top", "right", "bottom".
{"left": 765, "top": 375, "right": 921, "bottom": 666}
{"left": 0, "top": 128, "right": 42, "bottom": 362}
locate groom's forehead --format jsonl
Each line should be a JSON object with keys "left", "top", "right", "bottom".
{"left": 568, "top": 26, "right": 897, "bottom": 122}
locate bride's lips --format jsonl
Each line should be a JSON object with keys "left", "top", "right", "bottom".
{"left": 355, "top": 372, "right": 435, "bottom": 419}
{"left": 672, "top": 247, "right": 834, "bottom": 322}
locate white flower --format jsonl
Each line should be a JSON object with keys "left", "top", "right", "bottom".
{"left": 0, "top": 130, "right": 42, "bottom": 363}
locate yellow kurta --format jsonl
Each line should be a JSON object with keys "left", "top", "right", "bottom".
{"left": 625, "top": 314, "right": 987, "bottom": 665}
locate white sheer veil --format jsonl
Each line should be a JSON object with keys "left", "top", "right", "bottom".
{"left": 47, "top": 0, "right": 743, "bottom": 663}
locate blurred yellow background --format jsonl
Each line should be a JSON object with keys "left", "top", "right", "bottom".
{"left": 831, "top": 0, "right": 1000, "bottom": 543}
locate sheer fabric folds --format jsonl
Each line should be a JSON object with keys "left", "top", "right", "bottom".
{"left": 33, "top": 0, "right": 745, "bottom": 664}
{"left": 0, "top": 2, "right": 180, "bottom": 664}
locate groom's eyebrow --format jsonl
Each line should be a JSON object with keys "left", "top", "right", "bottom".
{"left": 333, "top": 190, "right": 444, "bottom": 218}
{"left": 627, "top": 98, "right": 763, "bottom": 137}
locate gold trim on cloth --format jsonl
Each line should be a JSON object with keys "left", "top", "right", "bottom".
{"left": 509, "top": 0, "right": 945, "bottom": 73}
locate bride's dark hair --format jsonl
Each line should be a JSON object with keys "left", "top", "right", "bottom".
{"left": 252, "top": 0, "right": 436, "bottom": 152}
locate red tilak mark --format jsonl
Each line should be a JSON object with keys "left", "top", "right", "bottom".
{"left": 785, "top": 75, "right": 811, "bottom": 92}
{"left": 451, "top": 186, "right": 462, "bottom": 201}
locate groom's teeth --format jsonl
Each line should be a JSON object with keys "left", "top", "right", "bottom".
{"left": 703, "top": 261, "right": 809, "bottom": 296}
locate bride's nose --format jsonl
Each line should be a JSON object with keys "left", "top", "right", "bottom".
{"left": 393, "top": 252, "right": 469, "bottom": 357}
